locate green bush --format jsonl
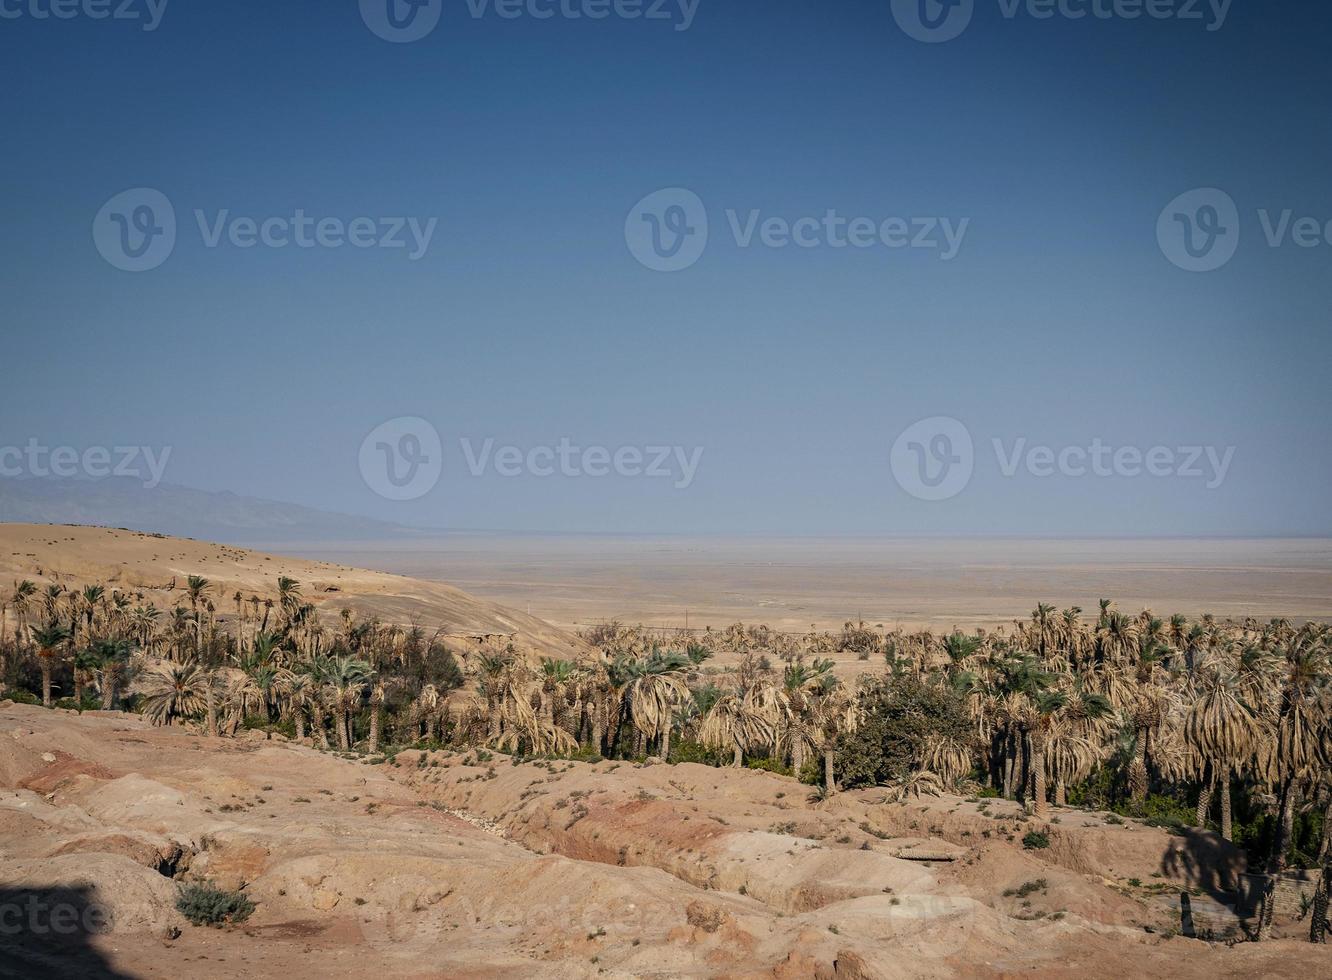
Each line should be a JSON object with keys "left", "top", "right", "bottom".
{"left": 3, "top": 689, "right": 42, "bottom": 706}
{"left": 1121, "top": 793, "right": 1195, "bottom": 835}
{"left": 176, "top": 883, "right": 255, "bottom": 927}
{"left": 833, "top": 676, "right": 971, "bottom": 790}
{"left": 668, "top": 739, "right": 726, "bottom": 767}
{"left": 1022, "top": 831, "right": 1051, "bottom": 850}
{"left": 745, "top": 757, "right": 792, "bottom": 777}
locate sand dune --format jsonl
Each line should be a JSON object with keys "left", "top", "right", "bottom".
{"left": 0, "top": 524, "right": 585, "bottom": 660}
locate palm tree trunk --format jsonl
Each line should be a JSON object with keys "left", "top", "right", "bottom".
{"left": 487, "top": 695, "right": 501, "bottom": 741}
{"left": 73, "top": 673, "right": 84, "bottom": 706}
{"left": 1318, "top": 795, "right": 1332, "bottom": 865}
{"left": 368, "top": 703, "right": 381, "bottom": 754}
{"left": 100, "top": 676, "right": 114, "bottom": 711}
{"left": 205, "top": 673, "right": 219, "bottom": 737}
{"left": 1054, "top": 777, "right": 1067, "bottom": 808}
{"left": 1311, "top": 858, "right": 1330, "bottom": 944}
{"left": 1031, "top": 732, "right": 1049, "bottom": 818}
{"left": 824, "top": 749, "right": 837, "bottom": 793}
{"left": 660, "top": 725, "right": 671, "bottom": 761}
{"left": 1309, "top": 789, "right": 1332, "bottom": 943}
{"left": 1129, "top": 727, "right": 1149, "bottom": 804}
{"left": 592, "top": 703, "right": 606, "bottom": 756}
{"left": 311, "top": 702, "right": 329, "bottom": 750}
{"left": 1259, "top": 776, "right": 1299, "bottom": 941}
{"left": 294, "top": 709, "right": 306, "bottom": 741}
{"left": 40, "top": 660, "right": 53, "bottom": 707}
{"left": 732, "top": 741, "right": 743, "bottom": 767}
{"left": 1196, "top": 771, "right": 1215, "bottom": 827}
{"left": 1219, "top": 766, "right": 1233, "bottom": 841}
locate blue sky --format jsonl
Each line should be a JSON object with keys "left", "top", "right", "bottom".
{"left": 2, "top": 0, "right": 1329, "bottom": 535}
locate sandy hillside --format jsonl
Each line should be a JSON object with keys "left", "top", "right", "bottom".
{"left": 1, "top": 701, "right": 1326, "bottom": 979}
{"left": 0, "top": 524, "right": 584, "bottom": 660}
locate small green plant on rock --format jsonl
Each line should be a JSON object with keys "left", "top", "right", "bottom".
{"left": 176, "top": 882, "right": 255, "bottom": 927}
{"left": 1022, "top": 830, "right": 1051, "bottom": 850}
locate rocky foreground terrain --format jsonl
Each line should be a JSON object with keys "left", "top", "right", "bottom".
{"left": 1, "top": 702, "right": 1325, "bottom": 979}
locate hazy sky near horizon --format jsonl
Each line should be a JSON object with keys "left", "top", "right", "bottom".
{"left": 3, "top": 0, "right": 1330, "bottom": 536}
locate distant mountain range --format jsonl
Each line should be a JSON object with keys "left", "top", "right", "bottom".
{"left": 0, "top": 477, "right": 424, "bottom": 542}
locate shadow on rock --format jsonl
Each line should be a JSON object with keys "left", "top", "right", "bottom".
{"left": 0, "top": 885, "right": 136, "bottom": 980}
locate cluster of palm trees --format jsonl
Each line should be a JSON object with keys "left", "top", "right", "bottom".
{"left": 580, "top": 609, "right": 1332, "bottom": 941}
{"left": 4, "top": 580, "right": 1331, "bottom": 940}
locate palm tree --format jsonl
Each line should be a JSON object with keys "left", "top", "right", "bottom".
{"left": 476, "top": 648, "right": 513, "bottom": 742}
{"left": 324, "top": 656, "right": 372, "bottom": 751}
{"left": 93, "top": 637, "right": 133, "bottom": 710}
{"left": 366, "top": 677, "right": 393, "bottom": 753}
{"left": 78, "top": 585, "right": 105, "bottom": 644}
{"left": 136, "top": 660, "right": 208, "bottom": 725}
{"left": 11, "top": 580, "right": 36, "bottom": 642}
{"left": 537, "top": 658, "right": 576, "bottom": 732}
{"left": 6, "top": 580, "right": 38, "bottom": 660}
{"left": 1027, "top": 689, "right": 1068, "bottom": 818}
{"left": 72, "top": 646, "right": 101, "bottom": 707}
{"left": 624, "top": 650, "right": 691, "bottom": 759}
{"left": 1258, "top": 627, "right": 1329, "bottom": 940}
{"left": 182, "top": 576, "right": 217, "bottom": 734}
{"left": 1185, "top": 668, "right": 1262, "bottom": 840}
{"left": 30, "top": 621, "right": 72, "bottom": 706}
{"left": 812, "top": 685, "right": 858, "bottom": 793}
{"left": 280, "top": 672, "right": 313, "bottom": 741}
{"left": 297, "top": 656, "right": 334, "bottom": 749}
{"left": 277, "top": 577, "right": 303, "bottom": 627}
{"left": 699, "top": 689, "right": 773, "bottom": 767}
